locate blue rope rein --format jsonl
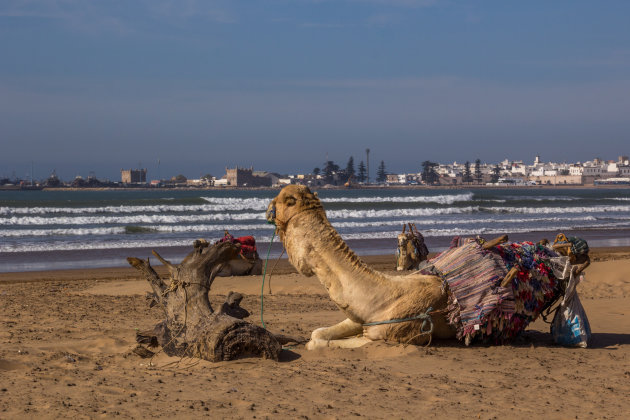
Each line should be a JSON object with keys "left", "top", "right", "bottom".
{"left": 363, "top": 307, "right": 433, "bottom": 326}
{"left": 363, "top": 307, "right": 434, "bottom": 345}
{"left": 260, "top": 230, "right": 276, "bottom": 330}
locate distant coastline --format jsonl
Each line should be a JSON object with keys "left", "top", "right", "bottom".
{"left": 2, "top": 184, "right": 629, "bottom": 192}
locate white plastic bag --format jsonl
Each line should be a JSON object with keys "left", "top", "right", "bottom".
{"left": 551, "top": 272, "right": 591, "bottom": 348}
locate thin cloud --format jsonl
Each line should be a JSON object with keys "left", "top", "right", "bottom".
{"left": 365, "top": 13, "right": 402, "bottom": 26}
{"left": 527, "top": 49, "right": 630, "bottom": 70}
{"left": 145, "top": 0, "right": 235, "bottom": 24}
{"left": 276, "top": 77, "right": 460, "bottom": 89}
{"left": 0, "top": 0, "right": 234, "bottom": 35}
{"left": 0, "top": 0, "right": 73, "bottom": 19}
{"left": 349, "top": 0, "right": 440, "bottom": 7}
{"left": 299, "top": 21, "right": 351, "bottom": 28}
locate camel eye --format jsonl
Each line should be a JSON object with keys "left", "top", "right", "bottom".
{"left": 285, "top": 196, "right": 296, "bottom": 206}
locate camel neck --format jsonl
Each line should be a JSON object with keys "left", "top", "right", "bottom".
{"left": 285, "top": 213, "right": 394, "bottom": 322}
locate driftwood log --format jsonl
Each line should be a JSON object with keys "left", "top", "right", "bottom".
{"left": 127, "top": 240, "right": 281, "bottom": 362}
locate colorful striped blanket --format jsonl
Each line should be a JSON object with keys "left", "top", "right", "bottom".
{"left": 426, "top": 239, "right": 563, "bottom": 344}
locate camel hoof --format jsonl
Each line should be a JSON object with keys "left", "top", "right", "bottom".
{"left": 310, "top": 327, "right": 328, "bottom": 341}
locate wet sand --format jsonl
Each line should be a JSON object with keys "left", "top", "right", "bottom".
{"left": 1, "top": 249, "right": 629, "bottom": 418}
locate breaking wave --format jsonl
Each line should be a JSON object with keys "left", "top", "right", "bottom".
{"left": 483, "top": 205, "right": 630, "bottom": 214}
{"left": 2, "top": 189, "right": 630, "bottom": 259}
{"left": 0, "top": 215, "right": 610, "bottom": 238}
{"left": 0, "top": 192, "right": 477, "bottom": 216}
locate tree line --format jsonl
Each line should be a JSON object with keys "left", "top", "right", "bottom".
{"left": 423, "top": 159, "right": 502, "bottom": 185}
{"left": 312, "top": 157, "right": 503, "bottom": 186}
{"left": 313, "top": 157, "right": 389, "bottom": 185}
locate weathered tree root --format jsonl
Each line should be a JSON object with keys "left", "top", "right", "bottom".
{"left": 128, "top": 240, "right": 281, "bottom": 362}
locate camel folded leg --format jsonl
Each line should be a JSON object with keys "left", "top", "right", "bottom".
{"left": 306, "top": 336, "right": 372, "bottom": 350}
{"left": 310, "top": 318, "right": 363, "bottom": 340}
{"left": 306, "top": 318, "right": 366, "bottom": 350}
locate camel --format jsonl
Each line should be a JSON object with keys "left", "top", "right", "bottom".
{"left": 213, "top": 231, "right": 263, "bottom": 276}
{"left": 266, "top": 185, "right": 457, "bottom": 349}
{"left": 217, "top": 255, "right": 262, "bottom": 277}
{"left": 267, "top": 185, "right": 583, "bottom": 350}
{"left": 170, "top": 238, "right": 262, "bottom": 277}
{"left": 396, "top": 223, "right": 429, "bottom": 271}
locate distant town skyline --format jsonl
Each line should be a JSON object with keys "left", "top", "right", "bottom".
{"left": 2, "top": 153, "right": 628, "bottom": 185}
{"left": 1, "top": 1, "right": 629, "bottom": 181}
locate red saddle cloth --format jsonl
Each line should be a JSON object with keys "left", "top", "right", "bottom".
{"left": 217, "top": 234, "right": 258, "bottom": 259}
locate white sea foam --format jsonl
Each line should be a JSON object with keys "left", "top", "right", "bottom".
{"left": 326, "top": 206, "right": 480, "bottom": 219}
{"left": 0, "top": 212, "right": 268, "bottom": 226}
{"left": 5, "top": 220, "right": 629, "bottom": 253}
{"left": 502, "top": 195, "right": 580, "bottom": 202}
{"left": 332, "top": 215, "right": 601, "bottom": 229}
{"left": 0, "top": 203, "right": 264, "bottom": 216}
{"left": 5, "top": 193, "right": 627, "bottom": 218}
{"left": 0, "top": 239, "right": 199, "bottom": 253}
{"left": 0, "top": 224, "right": 274, "bottom": 237}
{"left": 321, "top": 192, "right": 475, "bottom": 204}
{"left": 483, "top": 205, "right": 630, "bottom": 214}
{"left": 0, "top": 215, "right": 613, "bottom": 238}
{"left": 4, "top": 204, "right": 629, "bottom": 227}
{"left": 0, "top": 193, "right": 477, "bottom": 216}
{"left": 0, "top": 207, "right": 484, "bottom": 226}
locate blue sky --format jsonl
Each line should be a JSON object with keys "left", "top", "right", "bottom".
{"left": 1, "top": 0, "right": 629, "bottom": 180}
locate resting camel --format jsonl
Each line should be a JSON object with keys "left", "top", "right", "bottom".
{"left": 266, "top": 185, "right": 582, "bottom": 350}
{"left": 266, "top": 185, "right": 457, "bottom": 349}
{"left": 189, "top": 238, "right": 262, "bottom": 277}
{"left": 217, "top": 256, "right": 262, "bottom": 277}
{"left": 396, "top": 223, "right": 429, "bottom": 271}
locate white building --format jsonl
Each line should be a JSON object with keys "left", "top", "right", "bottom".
{"left": 511, "top": 163, "right": 528, "bottom": 176}
{"left": 582, "top": 166, "right": 604, "bottom": 177}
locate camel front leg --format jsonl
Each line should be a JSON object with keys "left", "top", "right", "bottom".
{"left": 311, "top": 318, "right": 363, "bottom": 340}
{"left": 306, "top": 318, "right": 365, "bottom": 350}
{"left": 306, "top": 336, "right": 372, "bottom": 350}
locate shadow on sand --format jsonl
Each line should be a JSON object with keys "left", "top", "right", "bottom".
{"left": 512, "top": 330, "right": 630, "bottom": 349}
{"left": 270, "top": 331, "right": 630, "bottom": 359}
{"left": 278, "top": 349, "right": 302, "bottom": 362}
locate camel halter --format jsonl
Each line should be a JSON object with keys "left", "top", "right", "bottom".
{"left": 268, "top": 201, "right": 324, "bottom": 233}
{"left": 396, "top": 235, "right": 420, "bottom": 268}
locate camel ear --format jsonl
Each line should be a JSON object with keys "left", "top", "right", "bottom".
{"left": 313, "top": 192, "right": 318, "bottom": 198}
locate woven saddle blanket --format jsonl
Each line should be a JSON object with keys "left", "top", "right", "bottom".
{"left": 426, "top": 240, "right": 561, "bottom": 343}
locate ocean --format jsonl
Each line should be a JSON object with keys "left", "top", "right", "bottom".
{"left": 1, "top": 187, "right": 630, "bottom": 272}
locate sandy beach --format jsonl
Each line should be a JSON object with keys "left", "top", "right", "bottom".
{"left": 1, "top": 248, "right": 629, "bottom": 419}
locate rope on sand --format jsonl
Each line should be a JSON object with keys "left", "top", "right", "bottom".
{"left": 260, "top": 231, "right": 276, "bottom": 329}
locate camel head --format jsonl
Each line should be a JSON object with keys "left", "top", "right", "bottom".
{"left": 396, "top": 231, "right": 416, "bottom": 271}
{"left": 396, "top": 224, "right": 429, "bottom": 271}
{"left": 266, "top": 185, "right": 322, "bottom": 234}
{"left": 267, "top": 185, "right": 325, "bottom": 276}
